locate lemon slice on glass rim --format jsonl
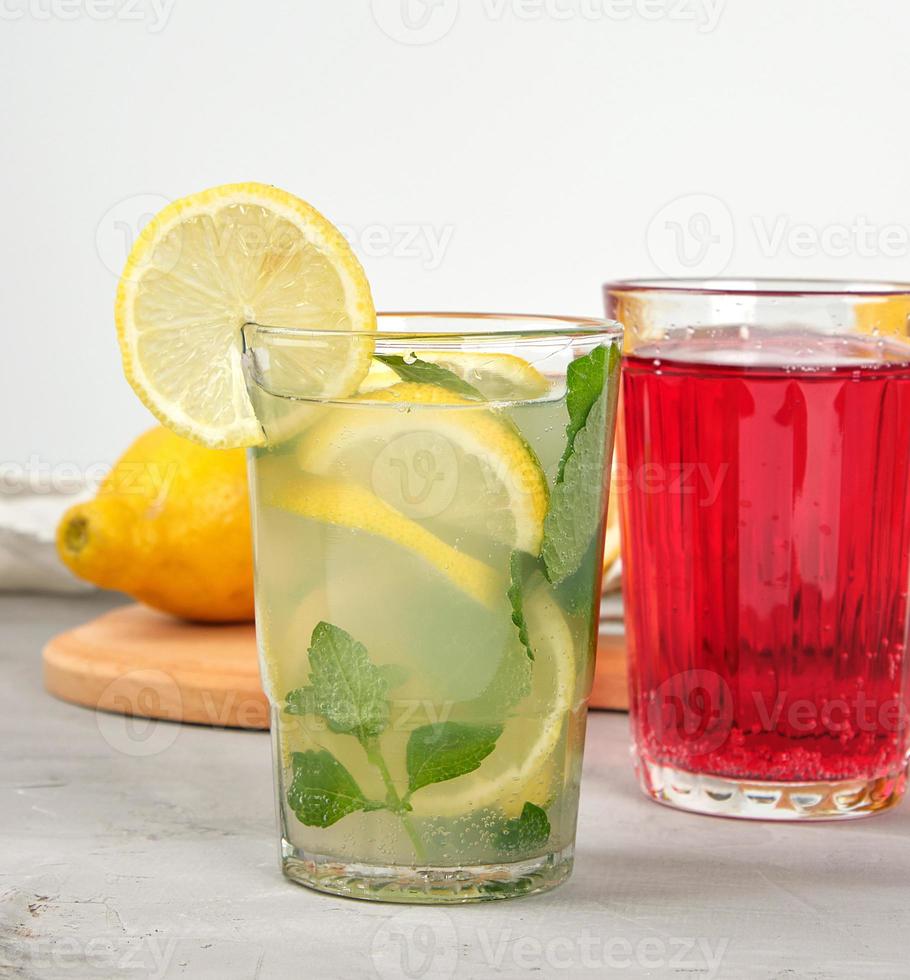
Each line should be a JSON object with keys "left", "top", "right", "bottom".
{"left": 115, "top": 182, "right": 375, "bottom": 448}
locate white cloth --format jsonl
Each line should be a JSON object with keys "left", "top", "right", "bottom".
{"left": 0, "top": 485, "right": 95, "bottom": 593}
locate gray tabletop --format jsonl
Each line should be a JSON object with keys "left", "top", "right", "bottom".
{"left": 1, "top": 593, "right": 908, "bottom": 980}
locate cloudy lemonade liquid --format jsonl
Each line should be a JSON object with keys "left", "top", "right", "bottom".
{"left": 244, "top": 348, "right": 617, "bottom": 891}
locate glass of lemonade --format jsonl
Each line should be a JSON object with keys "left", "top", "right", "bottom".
{"left": 241, "top": 312, "right": 622, "bottom": 902}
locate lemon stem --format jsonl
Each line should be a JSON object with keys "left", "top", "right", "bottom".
{"left": 63, "top": 516, "right": 89, "bottom": 555}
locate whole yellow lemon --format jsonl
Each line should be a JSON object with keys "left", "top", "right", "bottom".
{"left": 57, "top": 426, "right": 254, "bottom": 622}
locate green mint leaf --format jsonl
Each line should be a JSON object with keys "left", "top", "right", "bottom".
{"left": 286, "top": 750, "right": 368, "bottom": 827}
{"left": 495, "top": 802, "right": 551, "bottom": 853}
{"left": 406, "top": 722, "right": 502, "bottom": 793}
{"left": 507, "top": 551, "right": 536, "bottom": 660}
{"left": 542, "top": 345, "right": 620, "bottom": 584}
{"left": 557, "top": 345, "right": 609, "bottom": 482}
{"left": 554, "top": 534, "right": 601, "bottom": 616}
{"left": 374, "top": 353, "right": 485, "bottom": 401}
{"left": 541, "top": 389, "right": 610, "bottom": 583}
{"left": 378, "top": 663, "right": 410, "bottom": 689}
{"left": 307, "top": 622, "right": 390, "bottom": 741}
{"left": 284, "top": 686, "right": 317, "bottom": 716}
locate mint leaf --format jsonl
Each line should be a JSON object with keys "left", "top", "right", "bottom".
{"left": 554, "top": 534, "right": 601, "bottom": 616}
{"left": 558, "top": 346, "right": 609, "bottom": 482}
{"left": 378, "top": 663, "right": 410, "bottom": 689}
{"left": 284, "top": 686, "right": 316, "bottom": 716}
{"left": 374, "top": 353, "right": 484, "bottom": 401}
{"left": 541, "top": 389, "right": 610, "bottom": 583}
{"left": 495, "top": 802, "right": 551, "bottom": 852}
{"left": 508, "top": 551, "right": 536, "bottom": 660}
{"left": 307, "top": 622, "right": 390, "bottom": 742}
{"left": 542, "top": 345, "right": 619, "bottom": 584}
{"left": 406, "top": 722, "right": 502, "bottom": 793}
{"left": 286, "top": 750, "right": 369, "bottom": 827}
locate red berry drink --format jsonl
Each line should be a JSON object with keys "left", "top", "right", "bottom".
{"left": 619, "top": 326, "right": 910, "bottom": 818}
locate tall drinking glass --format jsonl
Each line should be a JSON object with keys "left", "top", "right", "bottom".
{"left": 242, "top": 313, "right": 622, "bottom": 900}
{"left": 606, "top": 280, "right": 910, "bottom": 820}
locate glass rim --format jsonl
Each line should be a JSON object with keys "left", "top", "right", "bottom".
{"left": 604, "top": 277, "right": 910, "bottom": 299}
{"left": 243, "top": 311, "right": 623, "bottom": 344}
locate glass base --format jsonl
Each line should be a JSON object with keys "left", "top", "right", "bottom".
{"left": 280, "top": 838, "right": 574, "bottom": 903}
{"left": 637, "top": 757, "right": 908, "bottom": 820}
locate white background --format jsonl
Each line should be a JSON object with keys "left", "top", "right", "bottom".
{"left": 3, "top": 0, "right": 909, "bottom": 468}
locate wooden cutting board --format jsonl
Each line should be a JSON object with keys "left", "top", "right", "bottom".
{"left": 43, "top": 604, "right": 628, "bottom": 729}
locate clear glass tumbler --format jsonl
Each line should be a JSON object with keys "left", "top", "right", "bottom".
{"left": 605, "top": 279, "right": 910, "bottom": 820}
{"left": 242, "top": 313, "right": 622, "bottom": 901}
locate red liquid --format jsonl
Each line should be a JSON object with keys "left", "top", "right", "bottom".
{"left": 619, "top": 330, "right": 910, "bottom": 784}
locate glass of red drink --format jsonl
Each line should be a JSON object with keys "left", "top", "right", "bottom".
{"left": 605, "top": 279, "right": 910, "bottom": 820}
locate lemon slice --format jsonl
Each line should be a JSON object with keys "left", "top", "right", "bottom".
{"left": 409, "top": 581, "right": 575, "bottom": 818}
{"left": 297, "top": 382, "right": 549, "bottom": 554}
{"left": 115, "top": 182, "right": 375, "bottom": 448}
{"left": 268, "top": 472, "right": 499, "bottom": 608}
{"left": 360, "top": 350, "right": 550, "bottom": 400}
